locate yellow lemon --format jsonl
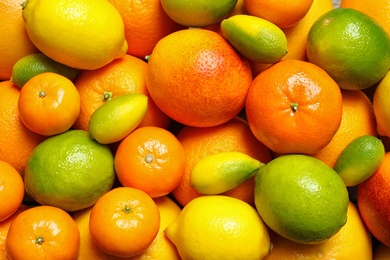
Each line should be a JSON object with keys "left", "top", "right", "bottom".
{"left": 22, "top": 0, "right": 128, "bottom": 70}
{"left": 164, "top": 195, "right": 271, "bottom": 259}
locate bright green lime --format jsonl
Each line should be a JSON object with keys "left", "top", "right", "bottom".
{"left": 221, "top": 14, "right": 288, "bottom": 64}
{"left": 88, "top": 93, "right": 148, "bottom": 144}
{"left": 254, "top": 154, "right": 349, "bottom": 244}
{"left": 24, "top": 130, "right": 115, "bottom": 212}
{"left": 307, "top": 8, "right": 390, "bottom": 90}
{"left": 190, "top": 151, "right": 263, "bottom": 194}
{"left": 160, "top": 0, "right": 237, "bottom": 27}
{"left": 10, "top": 52, "right": 80, "bottom": 88}
{"left": 334, "top": 135, "right": 385, "bottom": 187}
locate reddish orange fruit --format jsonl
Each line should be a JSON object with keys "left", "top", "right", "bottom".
{"left": 246, "top": 59, "right": 343, "bottom": 155}
{"left": 146, "top": 28, "right": 252, "bottom": 127}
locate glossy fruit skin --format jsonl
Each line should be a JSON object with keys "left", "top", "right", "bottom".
{"left": 358, "top": 152, "right": 390, "bottom": 247}
{"left": 255, "top": 154, "right": 349, "bottom": 244}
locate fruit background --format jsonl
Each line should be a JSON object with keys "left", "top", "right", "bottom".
{"left": 1, "top": 0, "right": 390, "bottom": 259}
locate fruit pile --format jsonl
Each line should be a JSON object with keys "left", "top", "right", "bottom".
{"left": 1, "top": 0, "right": 390, "bottom": 258}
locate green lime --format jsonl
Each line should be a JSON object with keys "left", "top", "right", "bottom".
{"left": 254, "top": 154, "right": 349, "bottom": 244}
{"left": 88, "top": 93, "right": 148, "bottom": 144}
{"left": 221, "top": 14, "right": 288, "bottom": 64}
{"left": 24, "top": 130, "right": 115, "bottom": 212}
{"left": 334, "top": 135, "right": 385, "bottom": 187}
{"left": 160, "top": 0, "right": 237, "bottom": 27}
{"left": 10, "top": 53, "right": 80, "bottom": 88}
{"left": 190, "top": 151, "right": 264, "bottom": 194}
{"left": 307, "top": 8, "right": 390, "bottom": 90}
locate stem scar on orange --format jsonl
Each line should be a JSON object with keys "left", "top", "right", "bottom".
{"left": 18, "top": 72, "right": 80, "bottom": 136}
{"left": 245, "top": 59, "right": 343, "bottom": 155}
{"left": 114, "top": 126, "right": 186, "bottom": 198}
{"left": 5, "top": 205, "right": 80, "bottom": 260}
{"left": 89, "top": 187, "right": 160, "bottom": 258}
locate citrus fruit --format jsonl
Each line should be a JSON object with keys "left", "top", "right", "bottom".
{"left": 374, "top": 70, "right": 390, "bottom": 138}
{"left": 0, "top": 205, "right": 29, "bottom": 259}
{"left": 88, "top": 93, "right": 148, "bottom": 144}
{"left": 0, "top": 0, "right": 38, "bottom": 80}
{"left": 109, "top": 0, "right": 183, "bottom": 59}
{"left": 312, "top": 89, "right": 378, "bottom": 168}
{"left": 334, "top": 135, "right": 385, "bottom": 186}
{"left": 145, "top": 28, "right": 252, "bottom": 127}
{"left": 114, "top": 126, "right": 186, "bottom": 198}
{"left": 5, "top": 205, "right": 80, "bottom": 260}
{"left": 0, "top": 81, "right": 45, "bottom": 175}
{"left": 220, "top": 14, "right": 288, "bottom": 63}
{"left": 250, "top": 0, "right": 334, "bottom": 76}
{"left": 255, "top": 154, "right": 349, "bottom": 244}
{"left": 160, "top": 0, "right": 237, "bottom": 27}
{"left": 264, "top": 201, "right": 372, "bottom": 259}
{"left": 340, "top": 0, "right": 390, "bottom": 36}
{"left": 243, "top": 0, "right": 314, "bottom": 28}
{"left": 358, "top": 151, "right": 390, "bottom": 247}
{"left": 24, "top": 130, "right": 115, "bottom": 212}
{"left": 246, "top": 59, "right": 342, "bottom": 155}
{"left": 132, "top": 196, "right": 181, "bottom": 260}
{"left": 172, "top": 117, "right": 273, "bottom": 207}
{"left": 18, "top": 72, "right": 81, "bottom": 136}
{"left": 0, "top": 160, "right": 24, "bottom": 222}
{"left": 307, "top": 7, "right": 390, "bottom": 90}
{"left": 190, "top": 151, "right": 263, "bottom": 195}
{"left": 22, "top": 0, "right": 128, "bottom": 70}
{"left": 165, "top": 195, "right": 271, "bottom": 259}
{"left": 10, "top": 53, "right": 80, "bottom": 88}
{"left": 89, "top": 187, "right": 160, "bottom": 258}
{"left": 73, "top": 54, "right": 170, "bottom": 132}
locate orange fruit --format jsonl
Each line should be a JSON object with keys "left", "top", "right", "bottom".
{"left": 108, "top": 0, "right": 183, "bottom": 59}
{"left": 246, "top": 59, "right": 343, "bottom": 155}
{"left": 0, "top": 0, "right": 38, "bottom": 80}
{"left": 18, "top": 72, "right": 80, "bottom": 136}
{"left": 243, "top": 0, "right": 314, "bottom": 29}
{"left": 89, "top": 187, "right": 160, "bottom": 258}
{"left": 172, "top": 117, "right": 273, "bottom": 207}
{"left": 115, "top": 126, "right": 185, "bottom": 198}
{"left": 145, "top": 28, "right": 253, "bottom": 127}
{"left": 250, "top": 0, "right": 334, "bottom": 77}
{"left": 73, "top": 54, "right": 170, "bottom": 132}
{"left": 312, "top": 89, "right": 378, "bottom": 167}
{"left": 264, "top": 201, "right": 372, "bottom": 259}
{"left": 0, "top": 160, "right": 24, "bottom": 222}
{"left": 0, "top": 204, "right": 29, "bottom": 260}
{"left": 5, "top": 205, "right": 80, "bottom": 260}
{"left": 374, "top": 243, "right": 390, "bottom": 259}
{"left": 358, "top": 151, "right": 390, "bottom": 247}
{"left": 340, "top": 0, "right": 390, "bottom": 36}
{"left": 0, "top": 81, "right": 45, "bottom": 175}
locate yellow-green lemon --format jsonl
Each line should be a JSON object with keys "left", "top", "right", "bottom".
{"left": 88, "top": 93, "right": 148, "bottom": 144}
{"left": 374, "top": 70, "right": 390, "bottom": 138}
{"left": 221, "top": 14, "right": 288, "bottom": 63}
{"left": 334, "top": 135, "right": 385, "bottom": 187}
{"left": 307, "top": 8, "right": 390, "bottom": 90}
{"left": 10, "top": 53, "right": 80, "bottom": 88}
{"left": 22, "top": 0, "right": 128, "bottom": 70}
{"left": 255, "top": 154, "right": 349, "bottom": 244}
{"left": 190, "top": 151, "right": 263, "bottom": 194}
{"left": 160, "top": 0, "right": 237, "bottom": 27}
{"left": 24, "top": 130, "right": 115, "bottom": 212}
{"left": 164, "top": 195, "right": 271, "bottom": 259}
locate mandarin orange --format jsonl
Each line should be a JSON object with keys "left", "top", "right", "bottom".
{"left": 246, "top": 59, "right": 343, "bottom": 155}
{"left": 0, "top": 81, "right": 45, "bottom": 175}
{"left": 73, "top": 54, "right": 170, "bottom": 132}
{"left": 146, "top": 28, "right": 252, "bottom": 127}
{"left": 172, "top": 117, "right": 273, "bottom": 207}
{"left": 108, "top": 0, "right": 183, "bottom": 59}
{"left": 0, "top": 0, "right": 38, "bottom": 80}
